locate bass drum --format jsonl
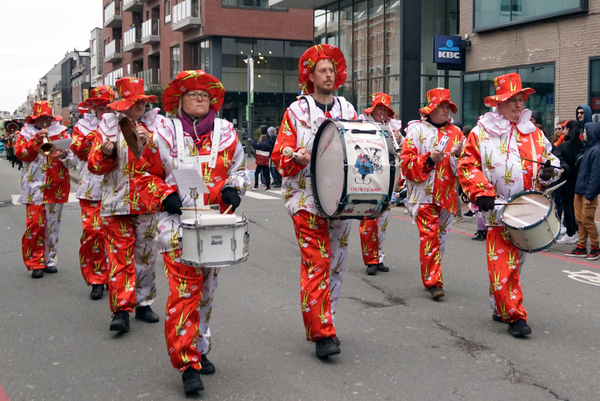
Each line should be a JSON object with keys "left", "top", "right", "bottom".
{"left": 500, "top": 190, "right": 561, "bottom": 253}
{"left": 310, "top": 119, "right": 395, "bottom": 220}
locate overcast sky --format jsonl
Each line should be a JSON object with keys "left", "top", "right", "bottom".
{"left": 0, "top": 0, "right": 102, "bottom": 113}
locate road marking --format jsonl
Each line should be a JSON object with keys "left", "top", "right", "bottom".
{"left": 12, "top": 193, "right": 78, "bottom": 205}
{"left": 245, "top": 192, "right": 280, "bottom": 200}
{"left": 0, "top": 381, "right": 9, "bottom": 401}
{"left": 562, "top": 270, "right": 600, "bottom": 286}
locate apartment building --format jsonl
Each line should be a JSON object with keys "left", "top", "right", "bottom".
{"left": 101, "top": 0, "right": 313, "bottom": 132}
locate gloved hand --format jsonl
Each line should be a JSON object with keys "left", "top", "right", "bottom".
{"left": 221, "top": 187, "right": 241, "bottom": 212}
{"left": 162, "top": 192, "right": 182, "bottom": 215}
{"left": 538, "top": 160, "right": 555, "bottom": 181}
{"left": 476, "top": 196, "right": 496, "bottom": 212}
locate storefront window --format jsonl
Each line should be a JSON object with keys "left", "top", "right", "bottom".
{"left": 462, "top": 64, "right": 555, "bottom": 135}
{"left": 474, "top": 0, "right": 587, "bottom": 31}
{"left": 589, "top": 58, "right": 600, "bottom": 112}
{"left": 385, "top": 0, "right": 401, "bottom": 76}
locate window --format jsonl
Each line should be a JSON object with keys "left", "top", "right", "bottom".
{"left": 171, "top": 46, "right": 180, "bottom": 79}
{"left": 474, "top": 0, "right": 587, "bottom": 31}
{"left": 165, "top": 0, "right": 171, "bottom": 24}
{"left": 589, "top": 58, "right": 600, "bottom": 112}
{"left": 221, "top": 0, "right": 286, "bottom": 10}
{"left": 91, "top": 39, "right": 96, "bottom": 56}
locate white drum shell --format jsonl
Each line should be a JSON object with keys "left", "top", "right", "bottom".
{"left": 180, "top": 214, "right": 249, "bottom": 268}
{"left": 501, "top": 192, "right": 560, "bottom": 253}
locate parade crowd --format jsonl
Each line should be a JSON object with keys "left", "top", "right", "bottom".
{"left": 3, "top": 43, "right": 600, "bottom": 396}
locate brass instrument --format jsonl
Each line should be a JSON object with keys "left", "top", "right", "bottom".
{"left": 118, "top": 115, "right": 146, "bottom": 159}
{"left": 38, "top": 122, "right": 56, "bottom": 156}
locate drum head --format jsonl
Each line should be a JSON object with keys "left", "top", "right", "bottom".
{"left": 502, "top": 193, "right": 550, "bottom": 228}
{"left": 313, "top": 121, "right": 346, "bottom": 217}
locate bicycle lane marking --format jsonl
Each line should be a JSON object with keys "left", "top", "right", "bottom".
{"left": 0, "top": 383, "right": 9, "bottom": 401}
{"left": 392, "top": 214, "right": 600, "bottom": 271}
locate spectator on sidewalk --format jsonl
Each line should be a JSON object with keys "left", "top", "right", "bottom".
{"left": 268, "top": 126, "right": 282, "bottom": 188}
{"left": 565, "top": 122, "right": 600, "bottom": 260}
{"left": 248, "top": 133, "right": 273, "bottom": 190}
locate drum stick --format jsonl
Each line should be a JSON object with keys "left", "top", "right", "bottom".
{"left": 282, "top": 147, "right": 299, "bottom": 158}
{"left": 521, "top": 157, "right": 562, "bottom": 169}
{"left": 223, "top": 205, "right": 233, "bottom": 215}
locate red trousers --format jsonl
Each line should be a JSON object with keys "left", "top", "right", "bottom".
{"left": 78, "top": 200, "right": 108, "bottom": 285}
{"left": 416, "top": 204, "right": 453, "bottom": 289}
{"left": 486, "top": 226, "right": 527, "bottom": 322}
{"left": 22, "top": 204, "right": 63, "bottom": 271}
{"left": 104, "top": 214, "right": 158, "bottom": 313}
{"left": 358, "top": 209, "right": 390, "bottom": 265}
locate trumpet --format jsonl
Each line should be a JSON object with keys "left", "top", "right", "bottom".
{"left": 39, "top": 137, "right": 56, "bottom": 157}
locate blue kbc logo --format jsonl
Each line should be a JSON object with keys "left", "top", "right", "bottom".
{"left": 434, "top": 35, "right": 462, "bottom": 64}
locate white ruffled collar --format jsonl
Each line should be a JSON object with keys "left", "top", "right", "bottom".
{"left": 478, "top": 109, "right": 536, "bottom": 136}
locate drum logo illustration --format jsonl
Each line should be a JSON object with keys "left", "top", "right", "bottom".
{"left": 352, "top": 144, "right": 384, "bottom": 185}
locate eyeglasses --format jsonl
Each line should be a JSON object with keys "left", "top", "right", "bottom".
{"left": 555, "top": 128, "right": 563, "bottom": 131}
{"left": 577, "top": 111, "right": 585, "bottom": 115}
{"left": 186, "top": 92, "right": 210, "bottom": 101}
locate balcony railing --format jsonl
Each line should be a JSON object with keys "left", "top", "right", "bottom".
{"left": 123, "top": 0, "right": 143, "bottom": 12}
{"left": 105, "top": 39, "right": 122, "bottom": 63}
{"left": 136, "top": 69, "right": 160, "bottom": 89}
{"left": 104, "top": 1, "right": 122, "bottom": 28}
{"left": 172, "top": 0, "right": 201, "bottom": 32}
{"left": 123, "top": 28, "right": 143, "bottom": 52}
{"left": 141, "top": 19, "right": 160, "bottom": 45}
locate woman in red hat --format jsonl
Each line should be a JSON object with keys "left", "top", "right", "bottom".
{"left": 155, "top": 70, "right": 249, "bottom": 395}
{"left": 87, "top": 77, "right": 173, "bottom": 333}
{"left": 458, "top": 73, "right": 561, "bottom": 337}
{"left": 358, "top": 92, "right": 402, "bottom": 276}
{"left": 271, "top": 44, "right": 357, "bottom": 360}
{"left": 14, "top": 100, "right": 78, "bottom": 278}
{"left": 400, "top": 88, "right": 465, "bottom": 300}
{"left": 70, "top": 86, "right": 115, "bottom": 300}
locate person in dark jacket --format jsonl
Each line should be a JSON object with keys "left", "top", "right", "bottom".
{"left": 267, "top": 126, "right": 282, "bottom": 188}
{"left": 565, "top": 122, "right": 600, "bottom": 260}
{"left": 554, "top": 120, "right": 584, "bottom": 244}
{"left": 575, "top": 104, "right": 592, "bottom": 132}
{"left": 248, "top": 133, "right": 273, "bottom": 190}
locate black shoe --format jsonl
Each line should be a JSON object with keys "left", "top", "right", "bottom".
{"left": 429, "top": 286, "right": 445, "bottom": 299}
{"left": 109, "top": 311, "right": 130, "bottom": 333}
{"left": 182, "top": 367, "right": 204, "bottom": 395}
{"left": 31, "top": 269, "right": 44, "bottom": 279}
{"left": 492, "top": 313, "right": 505, "bottom": 323}
{"left": 376, "top": 263, "right": 390, "bottom": 272}
{"left": 90, "top": 284, "right": 104, "bottom": 300}
{"left": 199, "top": 354, "right": 216, "bottom": 375}
{"left": 135, "top": 306, "right": 160, "bottom": 323}
{"left": 463, "top": 210, "right": 475, "bottom": 217}
{"left": 507, "top": 319, "right": 532, "bottom": 337}
{"left": 43, "top": 266, "right": 58, "bottom": 273}
{"left": 366, "top": 264, "right": 378, "bottom": 275}
{"left": 315, "top": 337, "right": 341, "bottom": 359}
{"left": 471, "top": 230, "right": 486, "bottom": 241}
{"left": 332, "top": 335, "right": 340, "bottom": 346}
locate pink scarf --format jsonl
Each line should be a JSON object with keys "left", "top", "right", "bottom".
{"left": 179, "top": 109, "right": 216, "bottom": 151}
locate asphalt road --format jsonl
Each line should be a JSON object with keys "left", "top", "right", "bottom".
{"left": 0, "top": 156, "right": 598, "bottom": 401}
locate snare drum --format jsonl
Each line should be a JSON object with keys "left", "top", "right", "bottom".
{"left": 180, "top": 213, "right": 249, "bottom": 268}
{"left": 310, "top": 119, "right": 395, "bottom": 219}
{"left": 500, "top": 191, "right": 560, "bottom": 253}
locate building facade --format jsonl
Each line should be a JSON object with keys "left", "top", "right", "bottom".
{"left": 460, "top": 0, "right": 596, "bottom": 134}
{"left": 101, "top": 0, "right": 314, "bottom": 134}
{"left": 90, "top": 28, "right": 104, "bottom": 87}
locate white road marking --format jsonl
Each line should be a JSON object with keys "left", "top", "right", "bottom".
{"left": 245, "top": 191, "right": 280, "bottom": 200}
{"left": 12, "top": 193, "right": 78, "bottom": 206}
{"left": 562, "top": 270, "right": 600, "bottom": 287}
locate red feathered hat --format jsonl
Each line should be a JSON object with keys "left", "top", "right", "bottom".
{"left": 162, "top": 70, "right": 225, "bottom": 114}
{"left": 108, "top": 78, "right": 158, "bottom": 112}
{"left": 298, "top": 44, "right": 347, "bottom": 95}
{"left": 25, "top": 101, "right": 62, "bottom": 124}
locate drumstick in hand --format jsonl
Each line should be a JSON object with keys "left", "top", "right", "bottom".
{"left": 283, "top": 147, "right": 299, "bottom": 158}
{"left": 223, "top": 205, "right": 233, "bottom": 215}
{"left": 521, "top": 157, "right": 562, "bottom": 169}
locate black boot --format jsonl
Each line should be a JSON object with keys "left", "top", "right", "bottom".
{"left": 31, "top": 269, "right": 44, "bottom": 279}
{"left": 366, "top": 264, "right": 378, "bottom": 275}
{"left": 199, "top": 354, "right": 216, "bottom": 375}
{"left": 508, "top": 319, "right": 532, "bottom": 337}
{"left": 182, "top": 367, "right": 204, "bottom": 395}
{"left": 376, "top": 263, "right": 390, "bottom": 272}
{"left": 471, "top": 230, "right": 486, "bottom": 241}
{"left": 315, "top": 337, "right": 341, "bottom": 359}
{"left": 43, "top": 266, "right": 58, "bottom": 273}
{"left": 90, "top": 284, "right": 104, "bottom": 300}
{"left": 109, "top": 311, "right": 130, "bottom": 333}
{"left": 429, "top": 286, "right": 445, "bottom": 299}
{"left": 135, "top": 305, "right": 160, "bottom": 323}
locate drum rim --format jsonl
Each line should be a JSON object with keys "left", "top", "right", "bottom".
{"left": 180, "top": 217, "right": 248, "bottom": 229}
{"left": 500, "top": 190, "right": 551, "bottom": 230}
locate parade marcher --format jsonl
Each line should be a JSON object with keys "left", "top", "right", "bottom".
{"left": 400, "top": 88, "right": 464, "bottom": 300}
{"left": 87, "top": 78, "right": 171, "bottom": 333}
{"left": 14, "top": 101, "right": 78, "bottom": 278}
{"left": 358, "top": 92, "right": 401, "bottom": 275}
{"left": 155, "top": 70, "right": 249, "bottom": 395}
{"left": 70, "top": 86, "right": 115, "bottom": 299}
{"left": 458, "top": 73, "right": 561, "bottom": 337}
{"left": 271, "top": 44, "right": 357, "bottom": 359}
{"left": 248, "top": 133, "right": 273, "bottom": 190}
{"left": 565, "top": 122, "right": 600, "bottom": 260}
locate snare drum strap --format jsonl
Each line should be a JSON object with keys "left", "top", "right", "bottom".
{"left": 301, "top": 95, "right": 351, "bottom": 134}
{"left": 172, "top": 117, "right": 220, "bottom": 170}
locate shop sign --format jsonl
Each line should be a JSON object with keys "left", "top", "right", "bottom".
{"left": 433, "top": 35, "right": 462, "bottom": 64}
